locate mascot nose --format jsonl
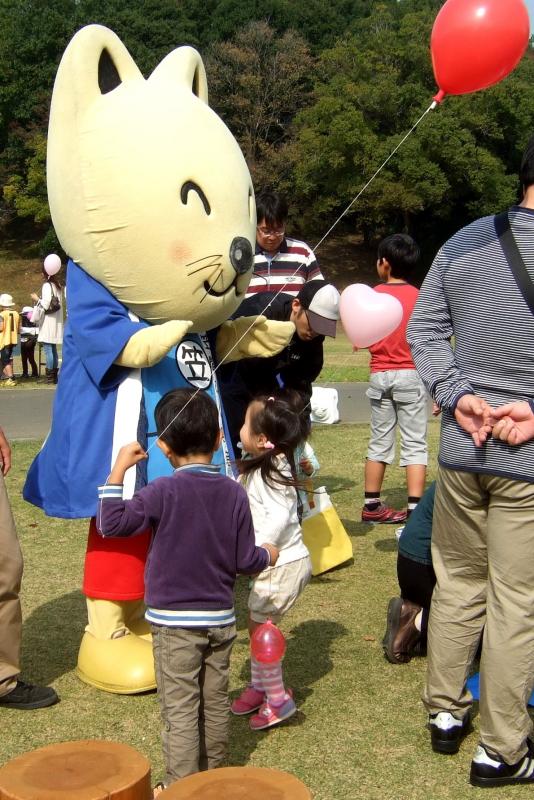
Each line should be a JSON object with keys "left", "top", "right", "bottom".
{"left": 229, "top": 237, "right": 253, "bottom": 275}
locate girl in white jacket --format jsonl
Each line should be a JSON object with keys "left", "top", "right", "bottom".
{"left": 231, "top": 394, "right": 312, "bottom": 731}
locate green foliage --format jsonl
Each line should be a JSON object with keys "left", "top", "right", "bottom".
{"left": 185, "top": 0, "right": 373, "bottom": 51}
{"left": 1, "top": 0, "right": 534, "bottom": 255}
{"left": 4, "top": 131, "right": 48, "bottom": 224}
{"left": 288, "top": 1, "right": 534, "bottom": 244}
{"left": 39, "top": 226, "right": 64, "bottom": 260}
{"left": 206, "top": 21, "right": 314, "bottom": 189}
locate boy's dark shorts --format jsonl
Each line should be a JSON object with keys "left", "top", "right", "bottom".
{"left": 0, "top": 345, "right": 14, "bottom": 367}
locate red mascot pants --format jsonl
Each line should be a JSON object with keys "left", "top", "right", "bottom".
{"left": 82, "top": 518, "right": 150, "bottom": 600}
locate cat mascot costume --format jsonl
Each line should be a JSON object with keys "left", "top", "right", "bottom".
{"left": 24, "top": 25, "right": 294, "bottom": 694}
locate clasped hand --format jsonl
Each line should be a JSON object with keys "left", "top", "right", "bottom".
{"left": 454, "top": 395, "right": 534, "bottom": 447}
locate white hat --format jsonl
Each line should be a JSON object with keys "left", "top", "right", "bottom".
{"left": 0, "top": 294, "right": 15, "bottom": 308}
{"left": 298, "top": 281, "right": 340, "bottom": 338}
{"left": 22, "top": 306, "right": 34, "bottom": 315}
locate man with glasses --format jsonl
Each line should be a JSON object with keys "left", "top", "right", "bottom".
{"left": 247, "top": 191, "right": 324, "bottom": 298}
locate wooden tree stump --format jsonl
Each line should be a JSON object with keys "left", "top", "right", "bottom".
{"left": 159, "top": 766, "right": 312, "bottom": 799}
{"left": 0, "top": 740, "right": 151, "bottom": 800}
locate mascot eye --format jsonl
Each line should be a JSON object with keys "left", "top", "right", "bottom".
{"left": 180, "top": 181, "right": 211, "bottom": 216}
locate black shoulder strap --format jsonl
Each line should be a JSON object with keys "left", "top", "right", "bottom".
{"left": 494, "top": 211, "right": 534, "bottom": 314}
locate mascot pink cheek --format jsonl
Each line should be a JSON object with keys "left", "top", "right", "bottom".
{"left": 170, "top": 241, "right": 193, "bottom": 264}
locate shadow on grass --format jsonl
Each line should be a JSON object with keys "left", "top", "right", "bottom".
{"left": 20, "top": 590, "right": 86, "bottom": 685}
{"left": 383, "top": 485, "right": 409, "bottom": 508}
{"left": 317, "top": 475, "right": 356, "bottom": 493}
{"left": 375, "top": 537, "right": 398, "bottom": 553}
{"left": 230, "top": 618, "right": 348, "bottom": 765}
{"left": 342, "top": 518, "right": 368, "bottom": 538}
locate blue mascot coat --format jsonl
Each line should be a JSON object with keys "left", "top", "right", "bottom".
{"left": 23, "top": 260, "right": 234, "bottom": 518}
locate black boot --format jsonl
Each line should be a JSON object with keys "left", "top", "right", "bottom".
{"left": 45, "top": 368, "right": 54, "bottom": 384}
{"left": 52, "top": 368, "right": 58, "bottom": 384}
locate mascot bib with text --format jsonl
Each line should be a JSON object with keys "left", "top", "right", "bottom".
{"left": 24, "top": 26, "right": 293, "bottom": 693}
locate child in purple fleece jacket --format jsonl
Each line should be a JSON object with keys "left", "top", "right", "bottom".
{"left": 97, "top": 388, "right": 278, "bottom": 789}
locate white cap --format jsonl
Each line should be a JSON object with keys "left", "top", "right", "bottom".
{"left": 299, "top": 281, "right": 340, "bottom": 338}
{"left": 0, "top": 294, "right": 15, "bottom": 308}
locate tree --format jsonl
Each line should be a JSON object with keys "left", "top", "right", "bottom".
{"left": 0, "top": 0, "right": 196, "bottom": 235}
{"left": 3, "top": 130, "right": 48, "bottom": 223}
{"left": 287, "top": 0, "right": 534, "bottom": 245}
{"left": 184, "top": 0, "right": 372, "bottom": 52}
{"left": 206, "top": 21, "right": 314, "bottom": 190}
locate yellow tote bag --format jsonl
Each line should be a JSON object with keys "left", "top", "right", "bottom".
{"left": 301, "top": 486, "right": 353, "bottom": 576}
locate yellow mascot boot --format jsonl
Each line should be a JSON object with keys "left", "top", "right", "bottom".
{"left": 77, "top": 598, "right": 156, "bottom": 694}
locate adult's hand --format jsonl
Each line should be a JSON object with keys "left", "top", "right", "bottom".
{"left": 454, "top": 394, "right": 493, "bottom": 447}
{"left": 491, "top": 401, "right": 534, "bottom": 446}
{"left": 0, "top": 426, "right": 12, "bottom": 476}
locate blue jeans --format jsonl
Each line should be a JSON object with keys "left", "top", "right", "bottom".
{"left": 42, "top": 343, "right": 58, "bottom": 370}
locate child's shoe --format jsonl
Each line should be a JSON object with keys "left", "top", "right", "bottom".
{"left": 230, "top": 685, "right": 265, "bottom": 715}
{"left": 249, "top": 693, "right": 297, "bottom": 730}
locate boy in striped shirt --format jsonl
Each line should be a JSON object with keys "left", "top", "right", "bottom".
{"left": 97, "top": 388, "right": 278, "bottom": 788}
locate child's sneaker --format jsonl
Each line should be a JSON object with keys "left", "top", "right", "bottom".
{"left": 249, "top": 693, "right": 297, "bottom": 731}
{"left": 230, "top": 685, "right": 265, "bottom": 715}
{"left": 395, "top": 525, "right": 405, "bottom": 541}
{"left": 361, "top": 503, "right": 407, "bottom": 524}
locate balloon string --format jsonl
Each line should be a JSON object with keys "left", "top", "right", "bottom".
{"left": 297, "top": 99, "right": 438, "bottom": 419}
{"left": 143, "top": 99, "right": 438, "bottom": 456}
{"left": 313, "top": 100, "right": 437, "bottom": 253}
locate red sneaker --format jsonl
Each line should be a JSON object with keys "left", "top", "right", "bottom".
{"left": 231, "top": 686, "right": 265, "bottom": 715}
{"left": 361, "top": 503, "right": 407, "bottom": 524}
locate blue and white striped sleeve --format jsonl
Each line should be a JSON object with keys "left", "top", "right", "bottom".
{"left": 97, "top": 483, "right": 154, "bottom": 537}
{"left": 407, "top": 249, "right": 473, "bottom": 411}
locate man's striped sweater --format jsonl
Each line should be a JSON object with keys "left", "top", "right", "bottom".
{"left": 407, "top": 205, "right": 534, "bottom": 483}
{"left": 246, "top": 236, "right": 324, "bottom": 297}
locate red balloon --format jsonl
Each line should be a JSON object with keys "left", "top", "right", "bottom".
{"left": 250, "top": 620, "right": 286, "bottom": 664}
{"left": 431, "top": 0, "right": 530, "bottom": 102}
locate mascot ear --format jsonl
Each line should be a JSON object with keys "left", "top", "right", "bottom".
{"left": 47, "top": 25, "right": 143, "bottom": 264}
{"left": 51, "top": 24, "right": 142, "bottom": 112}
{"left": 149, "top": 46, "right": 209, "bottom": 105}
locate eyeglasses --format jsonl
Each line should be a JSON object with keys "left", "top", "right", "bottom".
{"left": 257, "top": 226, "right": 285, "bottom": 237}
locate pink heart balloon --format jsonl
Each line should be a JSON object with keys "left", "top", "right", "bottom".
{"left": 340, "top": 284, "right": 403, "bottom": 348}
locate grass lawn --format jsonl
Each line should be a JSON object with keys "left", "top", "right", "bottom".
{"left": 3, "top": 423, "right": 528, "bottom": 799}
{"left": 321, "top": 329, "right": 370, "bottom": 382}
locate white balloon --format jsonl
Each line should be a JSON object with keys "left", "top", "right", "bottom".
{"left": 43, "top": 253, "right": 62, "bottom": 276}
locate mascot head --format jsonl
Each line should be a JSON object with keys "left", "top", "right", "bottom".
{"left": 47, "top": 25, "right": 255, "bottom": 330}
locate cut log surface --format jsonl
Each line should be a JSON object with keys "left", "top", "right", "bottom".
{"left": 159, "top": 766, "right": 312, "bottom": 799}
{"left": 0, "top": 740, "right": 151, "bottom": 800}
